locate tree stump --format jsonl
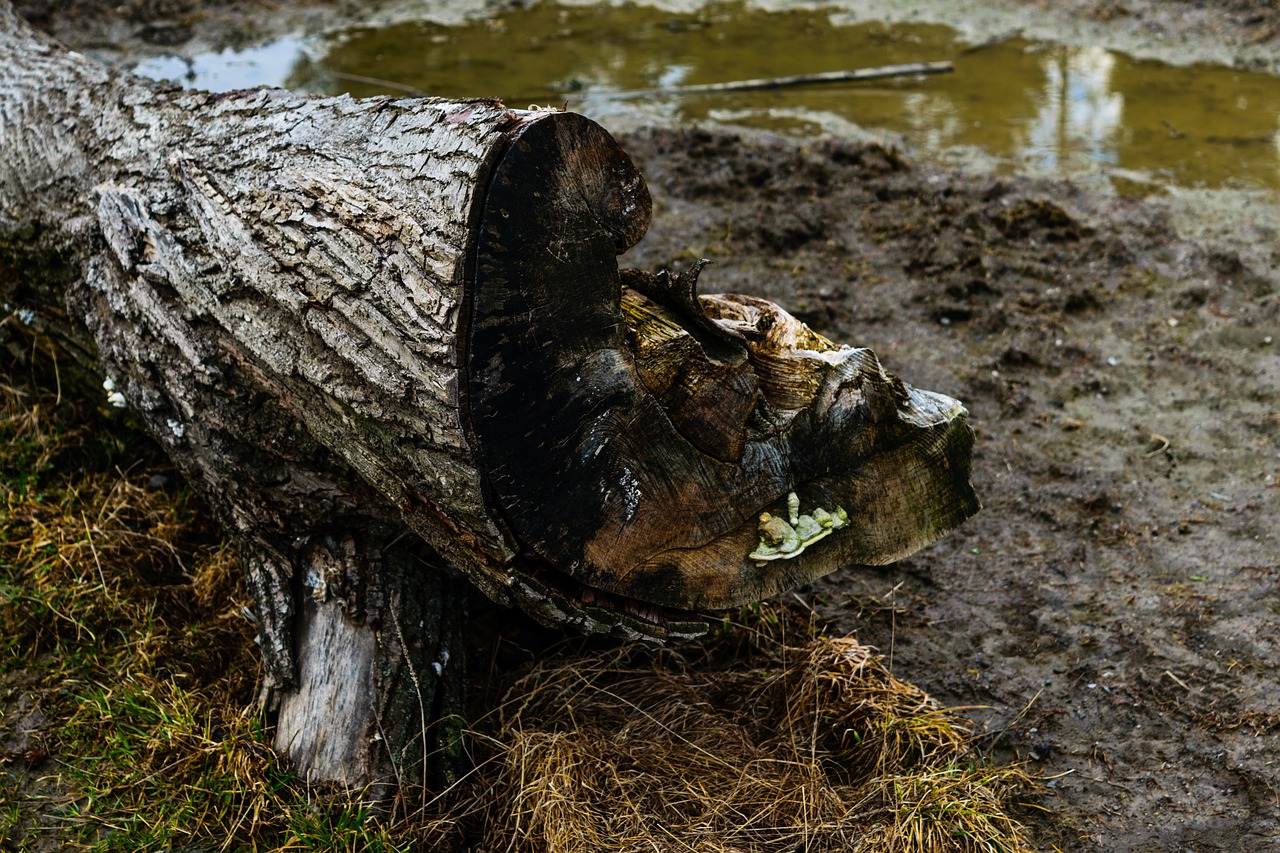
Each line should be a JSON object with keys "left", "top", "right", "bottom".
{"left": 0, "top": 1, "right": 979, "bottom": 793}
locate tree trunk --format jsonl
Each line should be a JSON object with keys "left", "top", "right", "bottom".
{"left": 0, "top": 1, "right": 979, "bottom": 792}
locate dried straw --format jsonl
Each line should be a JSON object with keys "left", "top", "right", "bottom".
{"left": 441, "top": 613, "right": 1038, "bottom": 853}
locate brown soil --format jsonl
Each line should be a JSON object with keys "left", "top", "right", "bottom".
{"left": 617, "top": 126, "right": 1280, "bottom": 851}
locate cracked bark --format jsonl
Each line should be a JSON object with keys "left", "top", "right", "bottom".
{"left": 0, "top": 1, "right": 979, "bottom": 794}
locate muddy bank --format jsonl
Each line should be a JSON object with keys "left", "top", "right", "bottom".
{"left": 24, "top": 0, "right": 1280, "bottom": 75}
{"left": 616, "top": 125, "right": 1280, "bottom": 850}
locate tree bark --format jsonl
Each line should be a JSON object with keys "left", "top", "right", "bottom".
{"left": 0, "top": 1, "right": 979, "bottom": 792}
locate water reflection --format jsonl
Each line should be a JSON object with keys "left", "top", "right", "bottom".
{"left": 1026, "top": 48, "right": 1125, "bottom": 172}
{"left": 131, "top": 2, "right": 1280, "bottom": 192}
{"left": 135, "top": 37, "right": 308, "bottom": 91}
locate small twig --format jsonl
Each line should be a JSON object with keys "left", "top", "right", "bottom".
{"left": 327, "top": 70, "right": 430, "bottom": 97}
{"left": 597, "top": 60, "right": 954, "bottom": 100}
{"left": 1163, "top": 670, "right": 1192, "bottom": 692}
{"left": 1245, "top": 22, "right": 1277, "bottom": 45}
{"left": 327, "top": 62, "right": 953, "bottom": 108}
{"left": 49, "top": 342, "right": 61, "bottom": 405}
{"left": 1144, "top": 433, "right": 1170, "bottom": 457}
{"left": 389, "top": 605, "right": 431, "bottom": 792}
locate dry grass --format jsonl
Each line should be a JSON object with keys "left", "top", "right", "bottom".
{"left": 0, "top": 366, "right": 1041, "bottom": 852}
{"left": 446, "top": 609, "right": 1039, "bottom": 853}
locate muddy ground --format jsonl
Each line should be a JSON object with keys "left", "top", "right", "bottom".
{"left": 14, "top": 0, "right": 1280, "bottom": 74}
{"left": 9, "top": 0, "right": 1280, "bottom": 849}
{"left": 616, "top": 127, "right": 1280, "bottom": 850}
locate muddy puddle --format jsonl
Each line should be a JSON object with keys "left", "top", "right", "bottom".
{"left": 134, "top": 2, "right": 1280, "bottom": 194}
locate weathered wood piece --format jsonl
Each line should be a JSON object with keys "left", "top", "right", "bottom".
{"left": 471, "top": 124, "right": 978, "bottom": 608}
{"left": 0, "top": 0, "right": 978, "bottom": 792}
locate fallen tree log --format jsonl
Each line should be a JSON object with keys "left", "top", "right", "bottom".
{"left": 0, "top": 1, "right": 979, "bottom": 793}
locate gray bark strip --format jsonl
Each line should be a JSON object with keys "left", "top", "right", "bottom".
{"left": 274, "top": 532, "right": 469, "bottom": 793}
{"left": 600, "top": 60, "right": 955, "bottom": 99}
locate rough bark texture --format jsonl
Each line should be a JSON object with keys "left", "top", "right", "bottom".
{"left": 0, "top": 0, "right": 978, "bottom": 792}
{"left": 0, "top": 4, "right": 523, "bottom": 787}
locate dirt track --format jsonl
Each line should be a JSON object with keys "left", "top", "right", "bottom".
{"left": 618, "top": 127, "right": 1280, "bottom": 851}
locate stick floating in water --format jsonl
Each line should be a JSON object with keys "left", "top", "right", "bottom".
{"left": 599, "top": 60, "right": 954, "bottom": 100}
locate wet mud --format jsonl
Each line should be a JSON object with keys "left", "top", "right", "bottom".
{"left": 12, "top": 0, "right": 1280, "bottom": 848}
{"left": 22, "top": 0, "right": 1280, "bottom": 77}
{"left": 618, "top": 126, "right": 1280, "bottom": 850}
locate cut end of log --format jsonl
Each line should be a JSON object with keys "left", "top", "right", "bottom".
{"left": 467, "top": 111, "right": 978, "bottom": 616}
